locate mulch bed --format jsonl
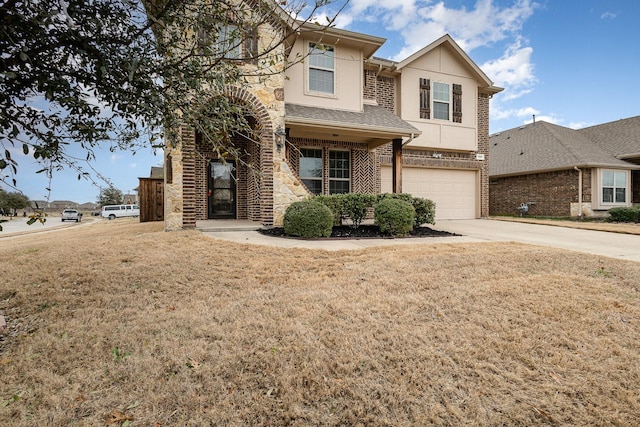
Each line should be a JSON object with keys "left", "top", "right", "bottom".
{"left": 258, "top": 224, "right": 459, "bottom": 239}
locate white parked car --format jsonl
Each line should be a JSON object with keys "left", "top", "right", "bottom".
{"left": 61, "top": 209, "right": 82, "bottom": 222}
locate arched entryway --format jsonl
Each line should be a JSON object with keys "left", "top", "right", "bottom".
{"left": 180, "top": 88, "right": 275, "bottom": 227}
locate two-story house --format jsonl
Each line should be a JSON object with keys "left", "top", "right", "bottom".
{"left": 158, "top": 3, "right": 502, "bottom": 230}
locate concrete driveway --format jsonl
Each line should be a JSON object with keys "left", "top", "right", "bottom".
{"left": 433, "top": 219, "right": 640, "bottom": 262}
{"left": 203, "top": 219, "right": 640, "bottom": 262}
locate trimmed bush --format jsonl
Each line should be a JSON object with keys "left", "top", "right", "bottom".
{"left": 377, "top": 192, "right": 415, "bottom": 205}
{"left": 374, "top": 198, "right": 415, "bottom": 236}
{"left": 314, "top": 194, "right": 345, "bottom": 226}
{"left": 283, "top": 200, "right": 334, "bottom": 238}
{"left": 342, "top": 193, "right": 377, "bottom": 228}
{"left": 607, "top": 207, "right": 640, "bottom": 223}
{"left": 413, "top": 197, "right": 436, "bottom": 227}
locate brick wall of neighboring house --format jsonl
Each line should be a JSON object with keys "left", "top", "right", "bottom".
{"left": 490, "top": 168, "right": 593, "bottom": 217}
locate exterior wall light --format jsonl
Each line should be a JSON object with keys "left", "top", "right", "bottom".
{"left": 275, "top": 126, "right": 286, "bottom": 153}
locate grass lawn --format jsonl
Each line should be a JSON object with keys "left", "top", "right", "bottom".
{"left": 1, "top": 218, "right": 639, "bottom": 426}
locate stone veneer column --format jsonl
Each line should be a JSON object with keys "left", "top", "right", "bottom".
{"left": 163, "top": 125, "right": 194, "bottom": 231}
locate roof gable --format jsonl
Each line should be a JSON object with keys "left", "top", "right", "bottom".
{"left": 396, "top": 34, "right": 502, "bottom": 94}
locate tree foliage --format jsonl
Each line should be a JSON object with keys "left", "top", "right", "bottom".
{"left": 98, "top": 185, "right": 124, "bottom": 206}
{"left": 0, "top": 0, "right": 345, "bottom": 194}
{"left": 0, "top": 188, "right": 29, "bottom": 214}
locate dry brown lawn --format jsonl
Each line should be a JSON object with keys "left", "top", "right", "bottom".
{"left": 1, "top": 219, "right": 639, "bottom": 426}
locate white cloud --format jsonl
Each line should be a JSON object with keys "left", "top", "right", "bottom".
{"left": 378, "top": 0, "right": 539, "bottom": 60}
{"left": 481, "top": 38, "right": 536, "bottom": 92}
{"left": 524, "top": 114, "right": 560, "bottom": 125}
{"left": 568, "top": 121, "right": 592, "bottom": 129}
{"left": 601, "top": 11, "right": 616, "bottom": 20}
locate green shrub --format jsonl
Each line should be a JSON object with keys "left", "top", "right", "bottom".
{"left": 342, "top": 193, "right": 377, "bottom": 228}
{"left": 377, "top": 192, "right": 415, "bottom": 205}
{"left": 283, "top": 200, "right": 334, "bottom": 238}
{"left": 413, "top": 197, "right": 436, "bottom": 226}
{"left": 607, "top": 207, "right": 640, "bottom": 223}
{"left": 374, "top": 198, "right": 415, "bottom": 236}
{"left": 314, "top": 194, "right": 345, "bottom": 226}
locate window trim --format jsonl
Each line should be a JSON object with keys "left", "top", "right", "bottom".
{"left": 307, "top": 43, "right": 336, "bottom": 96}
{"left": 328, "top": 150, "right": 351, "bottom": 194}
{"left": 432, "top": 82, "right": 450, "bottom": 121}
{"left": 299, "top": 148, "right": 323, "bottom": 195}
{"left": 198, "top": 22, "right": 245, "bottom": 61}
{"left": 594, "top": 168, "right": 630, "bottom": 209}
{"left": 298, "top": 148, "right": 351, "bottom": 195}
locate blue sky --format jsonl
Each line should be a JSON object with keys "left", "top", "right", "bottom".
{"left": 6, "top": 0, "right": 640, "bottom": 204}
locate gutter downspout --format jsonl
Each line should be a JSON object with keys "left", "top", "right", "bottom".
{"left": 574, "top": 166, "right": 583, "bottom": 220}
{"left": 402, "top": 133, "right": 415, "bottom": 147}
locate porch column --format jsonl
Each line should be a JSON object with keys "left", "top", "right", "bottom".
{"left": 392, "top": 138, "right": 403, "bottom": 193}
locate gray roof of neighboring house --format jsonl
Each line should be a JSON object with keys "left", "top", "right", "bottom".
{"left": 579, "top": 115, "right": 640, "bottom": 162}
{"left": 149, "top": 166, "right": 164, "bottom": 179}
{"left": 489, "top": 120, "right": 640, "bottom": 177}
{"left": 285, "top": 103, "right": 420, "bottom": 135}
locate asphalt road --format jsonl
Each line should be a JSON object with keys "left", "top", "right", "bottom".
{"left": 0, "top": 216, "right": 85, "bottom": 237}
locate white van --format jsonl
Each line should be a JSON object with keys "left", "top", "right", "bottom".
{"left": 101, "top": 204, "right": 140, "bottom": 220}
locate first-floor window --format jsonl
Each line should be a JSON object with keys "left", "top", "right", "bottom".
{"left": 299, "top": 148, "right": 351, "bottom": 195}
{"left": 300, "top": 148, "right": 323, "bottom": 194}
{"left": 329, "top": 151, "right": 350, "bottom": 194}
{"left": 602, "top": 170, "right": 627, "bottom": 204}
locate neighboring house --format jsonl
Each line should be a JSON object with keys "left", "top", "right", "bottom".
{"left": 160, "top": 3, "right": 502, "bottom": 230}
{"left": 489, "top": 117, "right": 640, "bottom": 217}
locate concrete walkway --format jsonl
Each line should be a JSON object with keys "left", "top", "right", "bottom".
{"left": 201, "top": 219, "right": 640, "bottom": 262}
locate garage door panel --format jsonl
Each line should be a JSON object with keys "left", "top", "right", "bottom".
{"left": 381, "top": 166, "right": 477, "bottom": 220}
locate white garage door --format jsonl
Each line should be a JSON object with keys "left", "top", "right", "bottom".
{"left": 381, "top": 166, "right": 478, "bottom": 220}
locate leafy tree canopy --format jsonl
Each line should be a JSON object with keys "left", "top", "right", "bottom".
{"left": 0, "top": 187, "right": 29, "bottom": 214}
{"left": 98, "top": 185, "right": 124, "bottom": 206}
{"left": 0, "top": 0, "right": 343, "bottom": 194}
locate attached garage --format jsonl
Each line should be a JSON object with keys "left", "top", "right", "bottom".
{"left": 381, "top": 166, "right": 478, "bottom": 219}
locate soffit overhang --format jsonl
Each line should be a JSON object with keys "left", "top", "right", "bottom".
{"left": 285, "top": 103, "right": 420, "bottom": 149}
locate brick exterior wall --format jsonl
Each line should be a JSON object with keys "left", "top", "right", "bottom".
{"left": 175, "top": 87, "right": 275, "bottom": 228}
{"left": 287, "top": 138, "right": 377, "bottom": 194}
{"left": 477, "top": 93, "right": 490, "bottom": 217}
{"left": 490, "top": 168, "right": 592, "bottom": 217}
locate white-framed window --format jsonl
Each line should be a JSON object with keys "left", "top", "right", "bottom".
{"left": 299, "top": 148, "right": 351, "bottom": 195}
{"left": 300, "top": 148, "right": 323, "bottom": 195}
{"left": 329, "top": 150, "right": 350, "bottom": 194}
{"left": 432, "top": 82, "right": 450, "bottom": 120}
{"left": 601, "top": 169, "right": 628, "bottom": 204}
{"left": 199, "top": 23, "right": 241, "bottom": 59}
{"left": 308, "top": 43, "right": 335, "bottom": 94}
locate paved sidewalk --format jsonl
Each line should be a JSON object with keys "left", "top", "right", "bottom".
{"left": 202, "top": 219, "right": 640, "bottom": 262}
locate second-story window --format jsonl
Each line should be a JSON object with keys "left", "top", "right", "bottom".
{"left": 419, "top": 79, "right": 462, "bottom": 123}
{"left": 199, "top": 23, "right": 241, "bottom": 59}
{"left": 433, "top": 82, "right": 450, "bottom": 120}
{"left": 308, "top": 43, "right": 335, "bottom": 94}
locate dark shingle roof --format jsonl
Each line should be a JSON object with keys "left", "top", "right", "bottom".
{"left": 489, "top": 121, "right": 637, "bottom": 177}
{"left": 579, "top": 115, "right": 640, "bottom": 160}
{"left": 285, "top": 103, "right": 419, "bottom": 135}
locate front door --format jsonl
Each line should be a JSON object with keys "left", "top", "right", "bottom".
{"left": 208, "top": 160, "right": 236, "bottom": 219}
